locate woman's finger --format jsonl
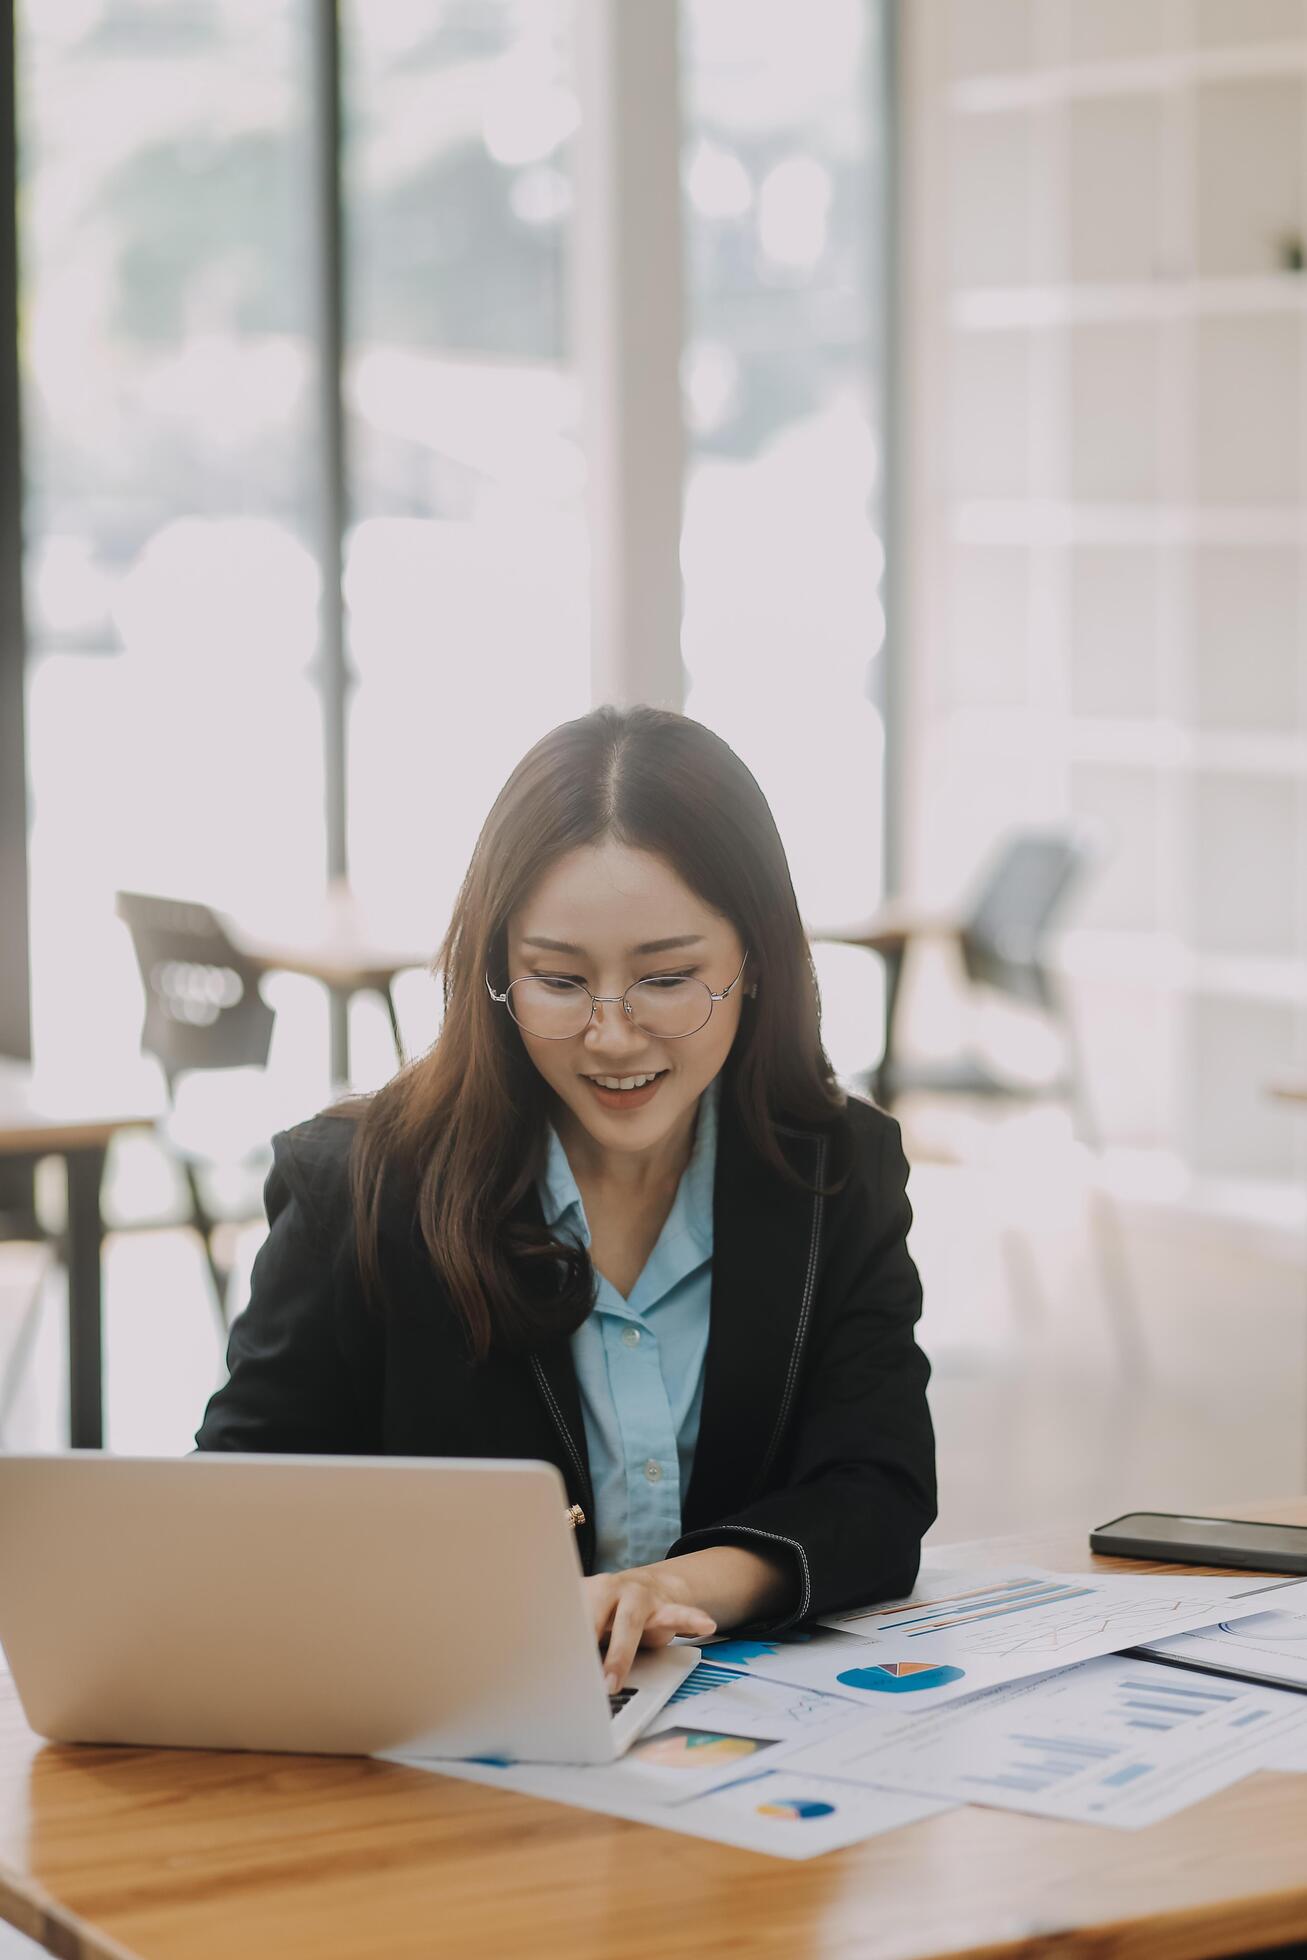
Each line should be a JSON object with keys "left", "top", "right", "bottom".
{"left": 637, "top": 1620, "right": 684, "bottom": 1649}
{"left": 584, "top": 1576, "right": 622, "bottom": 1644}
{"left": 642, "top": 1603, "right": 717, "bottom": 1644}
{"left": 602, "top": 1589, "right": 653, "bottom": 1694}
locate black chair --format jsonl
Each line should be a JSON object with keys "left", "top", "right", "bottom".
{"left": 812, "top": 829, "right": 1146, "bottom": 1367}
{"left": 115, "top": 891, "right": 277, "bottom": 1333}
{"left": 813, "top": 830, "right": 1097, "bottom": 1130}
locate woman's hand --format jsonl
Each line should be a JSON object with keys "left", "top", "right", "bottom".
{"left": 584, "top": 1564, "right": 717, "bottom": 1694}
{"left": 585, "top": 1545, "right": 794, "bottom": 1691}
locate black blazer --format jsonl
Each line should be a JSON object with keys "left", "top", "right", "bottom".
{"left": 195, "top": 1088, "right": 936, "bottom": 1631}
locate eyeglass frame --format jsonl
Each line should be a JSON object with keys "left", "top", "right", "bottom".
{"left": 485, "top": 947, "right": 752, "bottom": 1041}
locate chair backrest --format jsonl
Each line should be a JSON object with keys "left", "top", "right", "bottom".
{"left": 960, "top": 831, "right": 1094, "bottom": 1006}
{"left": 115, "top": 892, "right": 275, "bottom": 1087}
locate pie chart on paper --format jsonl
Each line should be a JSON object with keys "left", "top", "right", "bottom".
{"left": 756, "top": 1803, "right": 838, "bottom": 1818}
{"left": 630, "top": 1729, "right": 767, "bottom": 1768}
{"left": 757, "top": 1798, "right": 837, "bottom": 1821}
{"left": 836, "top": 1660, "right": 965, "bottom": 1694}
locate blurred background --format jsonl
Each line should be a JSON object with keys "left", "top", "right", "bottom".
{"left": 0, "top": 0, "right": 1304, "bottom": 1544}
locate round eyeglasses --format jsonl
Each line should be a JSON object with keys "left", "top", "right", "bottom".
{"left": 487, "top": 949, "right": 750, "bottom": 1041}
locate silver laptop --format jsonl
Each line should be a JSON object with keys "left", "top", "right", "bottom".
{"left": 0, "top": 1453, "right": 696, "bottom": 1765}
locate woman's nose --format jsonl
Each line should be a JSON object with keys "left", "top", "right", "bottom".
{"left": 584, "top": 1000, "right": 642, "bottom": 1047}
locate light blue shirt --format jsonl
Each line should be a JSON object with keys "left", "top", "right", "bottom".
{"left": 537, "top": 1077, "right": 718, "bottom": 1574}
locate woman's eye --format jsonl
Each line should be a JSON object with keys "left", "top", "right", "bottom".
{"left": 641, "top": 972, "right": 695, "bottom": 991}
{"left": 534, "top": 974, "right": 584, "bottom": 991}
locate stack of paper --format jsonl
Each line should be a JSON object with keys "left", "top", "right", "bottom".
{"left": 784, "top": 1651, "right": 1307, "bottom": 1829}
{"left": 400, "top": 1562, "right": 1307, "bottom": 1860}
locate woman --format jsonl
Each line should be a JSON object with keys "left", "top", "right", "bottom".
{"left": 196, "top": 705, "right": 935, "bottom": 1692}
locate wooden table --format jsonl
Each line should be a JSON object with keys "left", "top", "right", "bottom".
{"left": 225, "top": 884, "right": 433, "bottom": 1067}
{"left": 0, "top": 1067, "right": 156, "bottom": 1450}
{"left": 2, "top": 1502, "right": 1307, "bottom": 1959}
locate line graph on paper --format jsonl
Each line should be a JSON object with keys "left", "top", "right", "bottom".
{"left": 837, "top": 1574, "right": 1263, "bottom": 1662}
{"left": 658, "top": 1663, "right": 860, "bottom": 1740}
{"left": 959, "top": 1588, "right": 1262, "bottom": 1660}
{"left": 860, "top": 1577, "right": 1095, "bottom": 1639}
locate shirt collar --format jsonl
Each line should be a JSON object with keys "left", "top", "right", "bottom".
{"left": 539, "top": 1073, "right": 720, "bottom": 1253}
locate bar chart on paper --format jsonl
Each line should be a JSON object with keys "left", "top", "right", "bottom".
{"left": 792, "top": 1654, "right": 1307, "bottom": 1829}
{"left": 856, "top": 1576, "right": 1100, "bottom": 1638}
{"left": 1112, "top": 1670, "right": 1250, "bottom": 1736}
{"left": 837, "top": 1573, "right": 1278, "bottom": 1659}
{"left": 964, "top": 1671, "right": 1250, "bottom": 1796}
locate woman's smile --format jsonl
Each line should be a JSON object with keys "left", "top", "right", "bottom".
{"left": 581, "top": 1069, "right": 670, "bottom": 1112}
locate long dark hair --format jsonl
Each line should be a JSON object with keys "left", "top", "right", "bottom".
{"left": 348, "top": 705, "right": 846, "bottom": 1360}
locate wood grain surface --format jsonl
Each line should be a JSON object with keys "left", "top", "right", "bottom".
{"left": 0, "top": 1502, "right": 1304, "bottom": 1960}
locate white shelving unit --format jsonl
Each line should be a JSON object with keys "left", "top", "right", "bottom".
{"left": 903, "top": 0, "right": 1307, "bottom": 1201}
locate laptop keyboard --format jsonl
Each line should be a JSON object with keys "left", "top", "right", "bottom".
{"left": 608, "top": 1686, "right": 638, "bottom": 1718}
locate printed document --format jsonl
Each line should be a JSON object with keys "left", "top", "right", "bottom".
{"left": 804, "top": 1565, "right": 1306, "bottom": 1710}
{"left": 786, "top": 1653, "right": 1307, "bottom": 1829}
{"left": 405, "top": 1750, "right": 953, "bottom": 1858}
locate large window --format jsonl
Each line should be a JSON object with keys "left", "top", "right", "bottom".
{"left": 18, "top": 1, "right": 322, "bottom": 1081}
{"left": 15, "top": 0, "right": 893, "bottom": 1095}
{"left": 681, "top": 0, "right": 894, "bottom": 1074}
{"left": 343, "top": 1, "right": 587, "bottom": 1072}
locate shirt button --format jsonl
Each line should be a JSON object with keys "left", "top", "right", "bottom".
{"left": 644, "top": 1459, "right": 663, "bottom": 1482}
{"left": 622, "top": 1327, "right": 641, "bottom": 1348}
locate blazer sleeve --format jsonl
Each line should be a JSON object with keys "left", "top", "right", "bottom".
{"left": 667, "top": 1109, "right": 936, "bottom": 1631}
{"left": 193, "top": 1129, "right": 383, "bottom": 1454}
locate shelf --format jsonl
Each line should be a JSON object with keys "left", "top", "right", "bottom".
{"left": 953, "top": 277, "right": 1307, "bottom": 331}
{"left": 951, "top": 40, "right": 1307, "bottom": 114}
{"left": 924, "top": 7, "right": 1307, "bottom": 1193}
{"left": 954, "top": 502, "right": 1307, "bottom": 546}
{"left": 1058, "top": 930, "right": 1307, "bottom": 1005}
{"left": 937, "top": 710, "right": 1307, "bottom": 777}
{"left": 1068, "top": 723, "right": 1307, "bottom": 776}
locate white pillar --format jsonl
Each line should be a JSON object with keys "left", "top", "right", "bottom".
{"left": 572, "top": 0, "right": 685, "bottom": 711}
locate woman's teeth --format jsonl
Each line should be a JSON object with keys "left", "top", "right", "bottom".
{"left": 589, "top": 1073, "right": 663, "bottom": 1090}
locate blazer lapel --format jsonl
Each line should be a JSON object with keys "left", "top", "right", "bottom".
{"left": 516, "top": 1183, "right": 598, "bottom": 1566}
{"left": 683, "top": 1089, "right": 829, "bottom": 1531}
{"left": 529, "top": 1338, "right": 596, "bottom": 1558}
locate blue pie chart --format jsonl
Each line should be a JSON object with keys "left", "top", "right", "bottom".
{"left": 836, "top": 1661, "right": 965, "bottom": 1694}
{"left": 704, "top": 1640, "right": 779, "bottom": 1666}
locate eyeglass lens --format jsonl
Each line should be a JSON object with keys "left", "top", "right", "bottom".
{"left": 506, "top": 975, "right": 713, "bottom": 1039}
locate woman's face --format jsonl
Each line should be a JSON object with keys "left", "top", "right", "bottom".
{"left": 506, "top": 840, "right": 748, "bottom": 1162}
